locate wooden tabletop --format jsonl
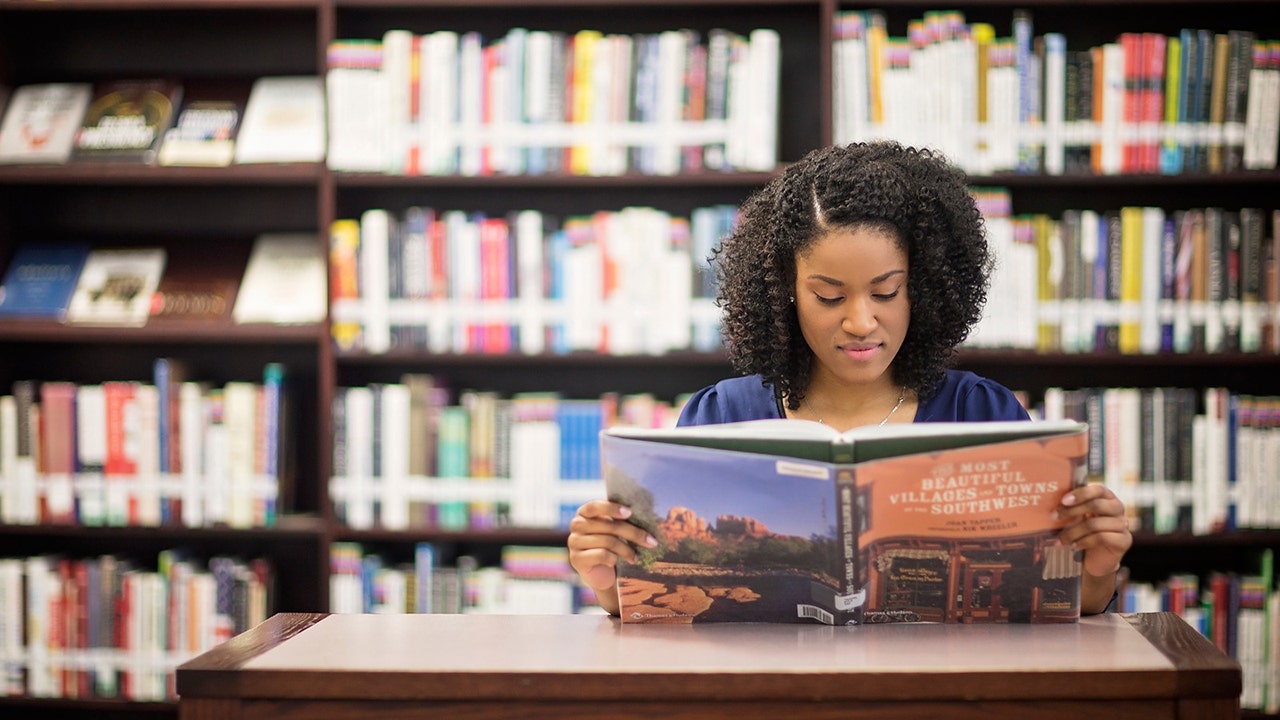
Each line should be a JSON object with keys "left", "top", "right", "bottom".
{"left": 177, "top": 611, "right": 1240, "bottom": 705}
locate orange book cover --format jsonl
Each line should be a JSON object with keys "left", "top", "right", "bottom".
{"left": 603, "top": 419, "right": 1087, "bottom": 625}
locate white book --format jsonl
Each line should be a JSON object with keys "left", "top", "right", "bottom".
{"left": 1099, "top": 42, "right": 1125, "bottom": 175}
{"left": 422, "top": 30, "right": 460, "bottom": 175}
{"left": 510, "top": 420, "right": 560, "bottom": 527}
{"left": 232, "top": 232, "right": 326, "bottom": 325}
{"left": 74, "top": 384, "right": 107, "bottom": 527}
{"left": 234, "top": 75, "right": 325, "bottom": 164}
{"left": 0, "top": 82, "right": 92, "bottom": 164}
{"left": 457, "top": 32, "right": 484, "bottom": 176}
{"left": 744, "top": 28, "right": 781, "bottom": 172}
{"left": 325, "top": 64, "right": 389, "bottom": 173}
{"left": 201, "top": 396, "right": 228, "bottom": 526}
{"left": 379, "top": 382, "right": 411, "bottom": 531}
{"left": 607, "top": 34, "right": 633, "bottom": 176}
{"left": 382, "top": 28, "right": 415, "bottom": 174}
{"left": 653, "top": 29, "right": 687, "bottom": 175}
{"left": 657, "top": 234, "right": 694, "bottom": 354}
{"left": 564, "top": 229, "right": 603, "bottom": 351}
{"left": 0, "top": 396, "right": 15, "bottom": 525}
{"left": 179, "top": 381, "right": 206, "bottom": 527}
{"left": 223, "top": 381, "right": 257, "bottom": 528}
{"left": 0, "top": 558, "right": 23, "bottom": 695}
{"left": 514, "top": 209, "right": 546, "bottom": 355}
{"left": 24, "top": 556, "right": 53, "bottom": 697}
{"left": 447, "top": 211, "right": 481, "bottom": 353}
{"left": 343, "top": 386, "right": 374, "bottom": 530}
{"left": 1042, "top": 33, "right": 1067, "bottom": 175}
{"left": 523, "top": 30, "right": 553, "bottom": 175}
{"left": 358, "top": 208, "right": 392, "bottom": 353}
{"left": 1139, "top": 207, "right": 1165, "bottom": 354}
{"left": 134, "top": 383, "right": 162, "bottom": 526}
{"left": 65, "top": 247, "right": 167, "bottom": 327}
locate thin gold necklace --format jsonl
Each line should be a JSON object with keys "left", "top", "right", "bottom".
{"left": 802, "top": 387, "right": 907, "bottom": 427}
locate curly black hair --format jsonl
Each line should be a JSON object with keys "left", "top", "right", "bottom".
{"left": 713, "top": 140, "right": 992, "bottom": 410}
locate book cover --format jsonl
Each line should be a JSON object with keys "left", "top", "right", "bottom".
{"left": 602, "top": 419, "right": 1087, "bottom": 625}
{"left": 147, "top": 242, "right": 245, "bottom": 326}
{"left": 65, "top": 247, "right": 167, "bottom": 327}
{"left": 232, "top": 232, "right": 326, "bottom": 325}
{"left": 0, "top": 83, "right": 93, "bottom": 165}
{"left": 233, "top": 76, "right": 325, "bottom": 164}
{"left": 157, "top": 81, "right": 248, "bottom": 167}
{"left": 0, "top": 242, "right": 91, "bottom": 320}
{"left": 72, "top": 79, "right": 183, "bottom": 164}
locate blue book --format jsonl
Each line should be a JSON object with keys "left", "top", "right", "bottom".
{"left": 0, "top": 242, "right": 90, "bottom": 319}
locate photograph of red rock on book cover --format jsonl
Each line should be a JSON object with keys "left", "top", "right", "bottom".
{"left": 602, "top": 431, "right": 1087, "bottom": 625}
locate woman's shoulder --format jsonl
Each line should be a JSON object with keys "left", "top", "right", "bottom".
{"left": 677, "top": 375, "right": 781, "bottom": 426}
{"left": 916, "top": 369, "right": 1031, "bottom": 422}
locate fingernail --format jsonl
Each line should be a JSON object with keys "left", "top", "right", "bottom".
{"left": 1061, "top": 493, "right": 1076, "bottom": 506}
{"left": 644, "top": 535, "right": 658, "bottom": 547}
{"left": 617, "top": 506, "right": 632, "bottom": 518}
{"left": 1049, "top": 510, "right": 1059, "bottom": 521}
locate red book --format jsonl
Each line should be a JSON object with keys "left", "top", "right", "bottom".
{"left": 38, "top": 381, "right": 79, "bottom": 524}
{"left": 102, "top": 381, "right": 138, "bottom": 526}
{"left": 1119, "top": 32, "right": 1141, "bottom": 173}
{"left": 478, "top": 216, "right": 513, "bottom": 352}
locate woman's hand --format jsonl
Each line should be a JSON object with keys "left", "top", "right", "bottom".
{"left": 567, "top": 500, "right": 657, "bottom": 615}
{"left": 1054, "top": 483, "right": 1133, "bottom": 614}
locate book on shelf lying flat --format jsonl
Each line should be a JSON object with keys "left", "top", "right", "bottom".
{"left": 234, "top": 76, "right": 326, "bottom": 164}
{"left": 602, "top": 418, "right": 1087, "bottom": 625}
{"left": 72, "top": 79, "right": 183, "bottom": 164}
{"left": 158, "top": 81, "right": 248, "bottom": 167}
{"left": 0, "top": 241, "right": 91, "bottom": 320}
{"left": 65, "top": 247, "right": 167, "bottom": 327}
{"left": 232, "top": 232, "right": 326, "bottom": 324}
{"left": 0, "top": 82, "right": 93, "bottom": 164}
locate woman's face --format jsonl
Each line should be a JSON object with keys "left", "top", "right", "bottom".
{"left": 793, "top": 226, "right": 910, "bottom": 389}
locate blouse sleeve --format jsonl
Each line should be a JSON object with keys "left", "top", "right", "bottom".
{"left": 676, "top": 385, "right": 722, "bottom": 427}
{"left": 958, "top": 378, "right": 1033, "bottom": 421}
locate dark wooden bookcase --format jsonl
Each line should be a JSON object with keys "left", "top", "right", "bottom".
{"left": 1, "top": 1, "right": 1278, "bottom": 718}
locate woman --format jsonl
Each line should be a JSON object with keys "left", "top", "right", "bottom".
{"left": 569, "top": 141, "right": 1131, "bottom": 617}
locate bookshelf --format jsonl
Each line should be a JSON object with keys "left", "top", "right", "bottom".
{"left": 1, "top": 0, "right": 1278, "bottom": 718}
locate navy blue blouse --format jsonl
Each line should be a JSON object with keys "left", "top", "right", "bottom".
{"left": 676, "top": 369, "right": 1031, "bottom": 427}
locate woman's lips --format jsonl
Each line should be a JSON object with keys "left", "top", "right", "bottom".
{"left": 840, "top": 343, "right": 880, "bottom": 360}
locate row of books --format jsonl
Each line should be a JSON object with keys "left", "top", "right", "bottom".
{"left": 329, "top": 542, "right": 597, "bottom": 616}
{"left": 1039, "top": 386, "right": 1279, "bottom": 535}
{"left": 1117, "top": 552, "right": 1275, "bottom": 712}
{"left": 0, "top": 76, "right": 325, "bottom": 167}
{"left": 327, "top": 25, "right": 780, "bottom": 176}
{"left": 835, "top": 9, "right": 1280, "bottom": 175}
{"left": 0, "top": 551, "right": 273, "bottom": 702}
{"left": 0, "top": 233, "right": 326, "bottom": 327}
{"left": 331, "top": 377, "right": 683, "bottom": 531}
{"left": 0, "top": 362, "right": 289, "bottom": 529}
{"left": 329, "top": 204, "right": 734, "bottom": 355}
{"left": 970, "top": 194, "right": 1280, "bottom": 355}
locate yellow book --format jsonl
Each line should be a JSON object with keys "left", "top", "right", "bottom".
{"left": 1034, "top": 214, "right": 1060, "bottom": 352}
{"left": 1159, "top": 36, "right": 1182, "bottom": 173}
{"left": 568, "top": 29, "right": 601, "bottom": 175}
{"left": 329, "top": 218, "right": 362, "bottom": 352}
{"left": 973, "top": 23, "right": 995, "bottom": 173}
{"left": 865, "top": 10, "right": 887, "bottom": 127}
{"left": 1118, "top": 206, "right": 1145, "bottom": 353}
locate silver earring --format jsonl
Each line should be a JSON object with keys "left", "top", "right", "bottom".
{"left": 789, "top": 296, "right": 795, "bottom": 303}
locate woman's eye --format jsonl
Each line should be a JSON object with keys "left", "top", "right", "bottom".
{"left": 815, "top": 295, "right": 842, "bottom": 305}
{"left": 873, "top": 291, "right": 900, "bottom": 301}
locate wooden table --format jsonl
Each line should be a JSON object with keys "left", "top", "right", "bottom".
{"left": 176, "top": 611, "right": 1241, "bottom": 720}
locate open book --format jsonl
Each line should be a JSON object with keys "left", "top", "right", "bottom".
{"left": 601, "top": 418, "right": 1088, "bottom": 625}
